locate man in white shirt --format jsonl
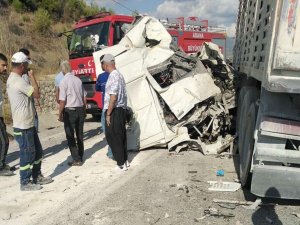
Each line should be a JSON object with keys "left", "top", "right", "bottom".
{"left": 59, "top": 61, "right": 87, "bottom": 166}
{"left": 101, "top": 54, "right": 129, "bottom": 171}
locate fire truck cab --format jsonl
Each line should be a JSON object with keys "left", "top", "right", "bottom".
{"left": 68, "top": 12, "right": 133, "bottom": 117}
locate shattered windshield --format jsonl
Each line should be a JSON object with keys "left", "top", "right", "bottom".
{"left": 69, "top": 22, "right": 110, "bottom": 59}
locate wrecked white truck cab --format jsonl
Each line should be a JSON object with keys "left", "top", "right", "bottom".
{"left": 93, "top": 16, "right": 232, "bottom": 152}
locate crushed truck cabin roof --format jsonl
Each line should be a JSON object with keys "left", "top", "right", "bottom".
{"left": 93, "top": 16, "right": 236, "bottom": 154}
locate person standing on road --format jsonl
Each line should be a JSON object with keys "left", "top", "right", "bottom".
{"left": 19, "top": 48, "right": 41, "bottom": 132}
{"left": 55, "top": 64, "right": 64, "bottom": 104}
{"left": 0, "top": 53, "right": 13, "bottom": 176}
{"left": 7, "top": 52, "right": 53, "bottom": 191}
{"left": 95, "top": 70, "right": 114, "bottom": 160}
{"left": 58, "top": 60, "right": 87, "bottom": 166}
{"left": 101, "top": 54, "right": 129, "bottom": 171}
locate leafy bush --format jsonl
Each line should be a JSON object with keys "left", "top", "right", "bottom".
{"left": 40, "top": 0, "right": 63, "bottom": 20}
{"left": 34, "top": 8, "right": 51, "bottom": 33}
{"left": 64, "top": 0, "right": 85, "bottom": 21}
{"left": 11, "top": 0, "right": 24, "bottom": 13}
{"left": 84, "top": 4, "right": 99, "bottom": 17}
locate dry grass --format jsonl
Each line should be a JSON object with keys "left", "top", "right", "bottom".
{"left": 0, "top": 8, "right": 70, "bottom": 76}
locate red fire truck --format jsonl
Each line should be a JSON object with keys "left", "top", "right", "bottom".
{"left": 162, "top": 17, "right": 227, "bottom": 54}
{"left": 66, "top": 13, "right": 226, "bottom": 117}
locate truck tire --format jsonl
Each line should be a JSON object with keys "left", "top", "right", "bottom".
{"left": 236, "top": 87, "right": 247, "bottom": 134}
{"left": 237, "top": 87, "right": 258, "bottom": 153}
{"left": 238, "top": 87, "right": 259, "bottom": 187}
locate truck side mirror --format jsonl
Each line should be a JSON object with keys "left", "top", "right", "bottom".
{"left": 57, "top": 30, "right": 73, "bottom": 51}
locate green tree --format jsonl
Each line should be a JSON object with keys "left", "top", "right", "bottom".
{"left": 84, "top": 3, "right": 99, "bottom": 17}
{"left": 11, "top": 0, "right": 24, "bottom": 13}
{"left": 64, "top": 0, "right": 86, "bottom": 22}
{"left": 34, "top": 8, "right": 51, "bottom": 34}
{"left": 40, "top": 0, "right": 64, "bottom": 20}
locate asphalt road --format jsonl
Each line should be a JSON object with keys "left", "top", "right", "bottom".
{"left": 1, "top": 113, "right": 300, "bottom": 225}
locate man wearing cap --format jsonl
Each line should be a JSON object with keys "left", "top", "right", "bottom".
{"left": 7, "top": 52, "right": 53, "bottom": 191}
{"left": 19, "top": 48, "right": 40, "bottom": 132}
{"left": 101, "top": 54, "right": 129, "bottom": 171}
{"left": 95, "top": 70, "right": 114, "bottom": 160}
{"left": 58, "top": 60, "right": 87, "bottom": 166}
{"left": 0, "top": 53, "right": 13, "bottom": 176}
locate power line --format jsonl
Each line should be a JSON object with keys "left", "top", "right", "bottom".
{"left": 110, "top": 0, "right": 135, "bottom": 13}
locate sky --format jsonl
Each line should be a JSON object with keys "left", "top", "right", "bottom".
{"left": 89, "top": 0, "right": 239, "bottom": 37}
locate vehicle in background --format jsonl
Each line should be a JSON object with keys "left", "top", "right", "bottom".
{"left": 161, "top": 17, "right": 227, "bottom": 54}
{"left": 67, "top": 12, "right": 133, "bottom": 117}
{"left": 234, "top": 0, "right": 300, "bottom": 199}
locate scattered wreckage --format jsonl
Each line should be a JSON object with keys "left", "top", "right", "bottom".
{"left": 93, "top": 16, "right": 237, "bottom": 154}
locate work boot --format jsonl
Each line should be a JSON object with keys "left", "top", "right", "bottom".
{"left": 1, "top": 163, "right": 16, "bottom": 171}
{"left": 0, "top": 168, "right": 14, "bottom": 176}
{"left": 20, "top": 182, "right": 42, "bottom": 191}
{"left": 34, "top": 174, "right": 53, "bottom": 185}
{"left": 3, "top": 164, "right": 16, "bottom": 171}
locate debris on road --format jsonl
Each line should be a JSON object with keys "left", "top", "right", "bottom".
{"left": 218, "top": 203, "right": 236, "bottom": 210}
{"left": 177, "top": 184, "right": 189, "bottom": 194}
{"left": 213, "top": 199, "right": 254, "bottom": 206}
{"left": 93, "top": 16, "right": 237, "bottom": 153}
{"left": 203, "top": 207, "right": 235, "bottom": 218}
{"left": 208, "top": 181, "right": 241, "bottom": 192}
{"left": 242, "top": 198, "right": 262, "bottom": 210}
{"left": 216, "top": 169, "right": 224, "bottom": 176}
{"left": 292, "top": 212, "right": 300, "bottom": 219}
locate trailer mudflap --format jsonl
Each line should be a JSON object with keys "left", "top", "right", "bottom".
{"left": 251, "top": 164, "right": 300, "bottom": 199}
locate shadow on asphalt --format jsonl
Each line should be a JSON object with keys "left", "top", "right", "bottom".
{"left": 50, "top": 138, "right": 107, "bottom": 178}
{"left": 233, "top": 152, "right": 300, "bottom": 225}
{"left": 6, "top": 127, "right": 100, "bottom": 169}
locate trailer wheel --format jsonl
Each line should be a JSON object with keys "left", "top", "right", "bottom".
{"left": 236, "top": 87, "right": 247, "bottom": 134}
{"left": 237, "top": 87, "right": 258, "bottom": 154}
{"left": 238, "top": 87, "right": 259, "bottom": 187}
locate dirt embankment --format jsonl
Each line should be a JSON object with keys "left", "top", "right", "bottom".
{"left": 0, "top": 7, "right": 71, "bottom": 122}
{"left": 0, "top": 7, "right": 69, "bottom": 76}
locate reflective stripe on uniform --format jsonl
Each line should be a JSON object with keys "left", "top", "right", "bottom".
{"left": 34, "top": 158, "right": 42, "bottom": 165}
{"left": 20, "top": 164, "right": 33, "bottom": 171}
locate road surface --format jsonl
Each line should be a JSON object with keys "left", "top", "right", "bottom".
{"left": 0, "top": 112, "right": 299, "bottom": 225}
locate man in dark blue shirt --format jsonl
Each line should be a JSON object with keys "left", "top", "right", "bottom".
{"left": 95, "top": 72, "right": 114, "bottom": 160}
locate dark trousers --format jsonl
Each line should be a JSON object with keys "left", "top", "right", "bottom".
{"left": 64, "top": 107, "right": 84, "bottom": 162}
{"left": 105, "top": 107, "right": 127, "bottom": 166}
{"left": 0, "top": 118, "right": 9, "bottom": 168}
{"left": 14, "top": 127, "right": 43, "bottom": 185}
